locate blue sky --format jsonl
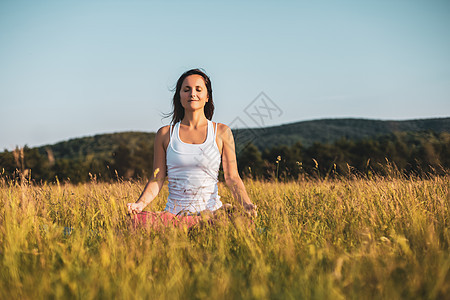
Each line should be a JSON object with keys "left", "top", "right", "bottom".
{"left": 1, "top": 0, "right": 449, "bottom": 150}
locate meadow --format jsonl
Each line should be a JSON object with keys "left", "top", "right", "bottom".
{"left": 0, "top": 174, "right": 448, "bottom": 299}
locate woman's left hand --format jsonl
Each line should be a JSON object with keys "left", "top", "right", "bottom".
{"left": 243, "top": 202, "right": 257, "bottom": 217}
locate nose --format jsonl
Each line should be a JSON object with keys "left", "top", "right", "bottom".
{"left": 190, "top": 91, "right": 197, "bottom": 98}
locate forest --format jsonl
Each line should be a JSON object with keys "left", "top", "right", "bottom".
{"left": 1, "top": 129, "right": 449, "bottom": 183}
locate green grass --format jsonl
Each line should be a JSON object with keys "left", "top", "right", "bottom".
{"left": 0, "top": 175, "right": 449, "bottom": 299}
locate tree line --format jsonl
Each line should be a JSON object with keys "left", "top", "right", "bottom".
{"left": 0, "top": 131, "right": 449, "bottom": 184}
{"left": 238, "top": 131, "right": 450, "bottom": 180}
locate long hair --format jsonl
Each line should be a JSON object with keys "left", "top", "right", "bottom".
{"left": 169, "top": 68, "right": 214, "bottom": 124}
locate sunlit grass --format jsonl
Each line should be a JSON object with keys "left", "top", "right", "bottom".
{"left": 0, "top": 175, "right": 449, "bottom": 299}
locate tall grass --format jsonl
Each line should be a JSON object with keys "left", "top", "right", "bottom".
{"left": 0, "top": 174, "right": 448, "bottom": 299}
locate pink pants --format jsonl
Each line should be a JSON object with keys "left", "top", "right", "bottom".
{"left": 130, "top": 211, "right": 203, "bottom": 230}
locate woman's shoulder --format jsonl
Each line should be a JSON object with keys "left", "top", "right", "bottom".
{"left": 156, "top": 125, "right": 172, "bottom": 135}
{"left": 155, "top": 125, "right": 174, "bottom": 149}
{"left": 214, "top": 122, "right": 233, "bottom": 141}
{"left": 214, "top": 122, "right": 231, "bottom": 133}
{"left": 155, "top": 125, "right": 173, "bottom": 141}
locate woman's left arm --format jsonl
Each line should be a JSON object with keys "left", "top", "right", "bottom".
{"left": 219, "top": 123, "right": 257, "bottom": 216}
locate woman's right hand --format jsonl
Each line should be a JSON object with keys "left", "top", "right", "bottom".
{"left": 127, "top": 202, "right": 146, "bottom": 215}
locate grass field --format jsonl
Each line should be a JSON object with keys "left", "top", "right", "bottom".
{"left": 0, "top": 175, "right": 449, "bottom": 299}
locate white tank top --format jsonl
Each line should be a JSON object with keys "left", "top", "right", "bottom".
{"left": 165, "top": 120, "right": 223, "bottom": 215}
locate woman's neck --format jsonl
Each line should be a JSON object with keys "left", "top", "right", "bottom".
{"left": 181, "top": 111, "right": 208, "bottom": 128}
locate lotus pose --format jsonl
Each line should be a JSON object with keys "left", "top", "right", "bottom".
{"left": 127, "top": 69, "right": 257, "bottom": 224}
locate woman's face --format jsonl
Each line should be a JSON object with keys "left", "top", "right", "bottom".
{"left": 179, "top": 75, "right": 209, "bottom": 112}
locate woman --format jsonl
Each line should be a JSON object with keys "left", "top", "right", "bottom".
{"left": 127, "top": 69, "right": 257, "bottom": 226}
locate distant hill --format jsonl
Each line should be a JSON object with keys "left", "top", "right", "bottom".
{"left": 232, "top": 117, "right": 450, "bottom": 151}
{"left": 30, "top": 117, "right": 450, "bottom": 160}
{"left": 36, "top": 132, "right": 156, "bottom": 160}
{"left": 1, "top": 117, "right": 448, "bottom": 182}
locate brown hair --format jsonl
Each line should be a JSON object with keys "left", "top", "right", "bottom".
{"left": 169, "top": 68, "right": 214, "bottom": 124}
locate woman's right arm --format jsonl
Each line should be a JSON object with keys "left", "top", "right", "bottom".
{"left": 127, "top": 126, "right": 170, "bottom": 214}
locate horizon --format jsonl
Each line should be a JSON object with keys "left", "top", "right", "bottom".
{"left": 1, "top": 0, "right": 449, "bottom": 150}
{"left": 3, "top": 116, "right": 448, "bottom": 151}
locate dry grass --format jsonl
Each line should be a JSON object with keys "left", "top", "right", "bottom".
{"left": 0, "top": 175, "right": 449, "bottom": 299}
